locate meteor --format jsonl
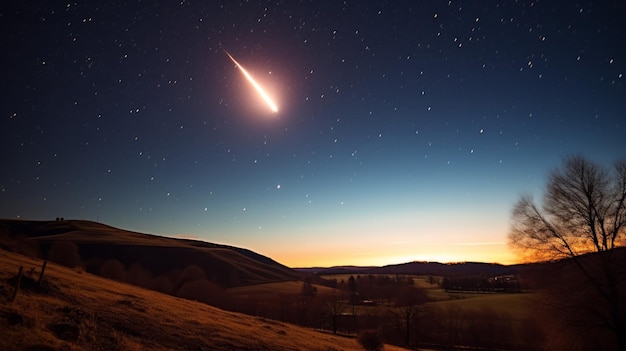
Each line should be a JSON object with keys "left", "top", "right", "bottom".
{"left": 224, "top": 50, "right": 278, "bottom": 113}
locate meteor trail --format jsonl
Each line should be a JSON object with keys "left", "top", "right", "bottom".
{"left": 224, "top": 50, "right": 278, "bottom": 113}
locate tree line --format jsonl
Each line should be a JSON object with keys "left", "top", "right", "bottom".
{"left": 441, "top": 275, "right": 521, "bottom": 293}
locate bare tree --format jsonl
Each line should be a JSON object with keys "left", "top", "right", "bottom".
{"left": 510, "top": 156, "right": 626, "bottom": 260}
{"left": 392, "top": 285, "right": 427, "bottom": 347}
{"left": 324, "top": 293, "right": 347, "bottom": 334}
{"left": 509, "top": 155, "right": 626, "bottom": 350}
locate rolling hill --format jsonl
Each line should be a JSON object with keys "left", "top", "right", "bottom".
{"left": 0, "top": 248, "right": 409, "bottom": 351}
{"left": 0, "top": 219, "right": 300, "bottom": 289}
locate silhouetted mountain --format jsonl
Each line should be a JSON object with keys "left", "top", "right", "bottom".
{"left": 294, "top": 266, "right": 378, "bottom": 275}
{"left": 371, "top": 261, "right": 519, "bottom": 276}
{"left": 297, "top": 261, "right": 520, "bottom": 277}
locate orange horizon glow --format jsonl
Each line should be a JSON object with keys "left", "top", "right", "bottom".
{"left": 214, "top": 235, "right": 520, "bottom": 268}
{"left": 162, "top": 212, "right": 522, "bottom": 268}
{"left": 170, "top": 230, "right": 519, "bottom": 267}
{"left": 272, "top": 249, "right": 520, "bottom": 268}
{"left": 172, "top": 234, "right": 525, "bottom": 268}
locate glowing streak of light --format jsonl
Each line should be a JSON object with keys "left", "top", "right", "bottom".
{"left": 224, "top": 50, "right": 278, "bottom": 113}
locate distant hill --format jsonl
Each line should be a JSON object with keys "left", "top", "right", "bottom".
{"left": 370, "top": 261, "right": 519, "bottom": 276}
{"left": 296, "top": 261, "right": 520, "bottom": 277}
{"left": 294, "top": 265, "right": 378, "bottom": 275}
{"left": 0, "top": 219, "right": 299, "bottom": 289}
{"left": 0, "top": 219, "right": 522, "bottom": 294}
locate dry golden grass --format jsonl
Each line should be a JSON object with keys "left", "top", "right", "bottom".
{"left": 0, "top": 249, "right": 409, "bottom": 351}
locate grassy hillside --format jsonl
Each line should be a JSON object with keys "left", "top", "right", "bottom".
{"left": 0, "top": 219, "right": 299, "bottom": 287}
{"left": 0, "top": 248, "right": 410, "bottom": 351}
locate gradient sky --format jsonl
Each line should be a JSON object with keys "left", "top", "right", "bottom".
{"left": 2, "top": 1, "right": 624, "bottom": 267}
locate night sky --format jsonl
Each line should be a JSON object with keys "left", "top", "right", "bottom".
{"left": 2, "top": 1, "right": 624, "bottom": 267}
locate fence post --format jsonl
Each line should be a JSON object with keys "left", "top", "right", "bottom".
{"left": 11, "top": 266, "right": 24, "bottom": 302}
{"left": 38, "top": 261, "right": 47, "bottom": 285}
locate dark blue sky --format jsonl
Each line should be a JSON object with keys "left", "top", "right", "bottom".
{"left": 2, "top": 1, "right": 624, "bottom": 266}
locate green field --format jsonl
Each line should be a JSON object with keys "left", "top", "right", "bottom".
{"left": 321, "top": 274, "right": 532, "bottom": 320}
{"left": 429, "top": 292, "right": 533, "bottom": 320}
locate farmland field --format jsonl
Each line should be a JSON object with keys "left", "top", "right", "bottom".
{"left": 227, "top": 280, "right": 339, "bottom": 298}
{"left": 321, "top": 274, "right": 532, "bottom": 320}
{"left": 430, "top": 292, "right": 532, "bottom": 319}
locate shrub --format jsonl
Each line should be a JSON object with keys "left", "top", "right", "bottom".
{"left": 357, "top": 329, "right": 384, "bottom": 351}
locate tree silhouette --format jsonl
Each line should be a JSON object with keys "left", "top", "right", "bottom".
{"left": 47, "top": 241, "right": 81, "bottom": 268}
{"left": 324, "top": 293, "right": 347, "bottom": 334}
{"left": 301, "top": 278, "right": 317, "bottom": 296}
{"left": 392, "top": 285, "right": 427, "bottom": 347}
{"left": 510, "top": 156, "right": 626, "bottom": 260}
{"left": 357, "top": 329, "right": 384, "bottom": 351}
{"left": 509, "top": 155, "right": 626, "bottom": 350}
{"left": 347, "top": 275, "right": 357, "bottom": 293}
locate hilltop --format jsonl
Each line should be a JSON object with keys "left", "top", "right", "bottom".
{"left": 0, "top": 219, "right": 299, "bottom": 289}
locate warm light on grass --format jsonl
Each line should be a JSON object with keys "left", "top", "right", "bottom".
{"left": 0, "top": 249, "right": 410, "bottom": 351}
